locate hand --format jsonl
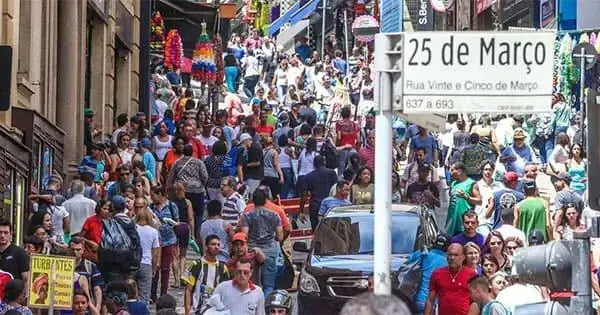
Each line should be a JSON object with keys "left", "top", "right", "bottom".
{"left": 508, "top": 155, "right": 517, "bottom": 161}
{"left": 424, "top": 189, "right": 435, "bottom": 199}
{"left": 279, "top": 177, "right": 284, "bottom": 184}
{"left": 457, "top": 190, "right": 467, "bottom": 198}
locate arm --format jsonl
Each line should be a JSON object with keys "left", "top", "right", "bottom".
{"left": 93, "top": 284, "right": 102, "bottom": 311}
{"left": 467, "top": 302, "right": 480, "bottom": 315}
{"left": 485, "top": 196, "right": 495, "bottom": 219}
{"left": 224, "top": 221, "right": 235, "bottom": 239}
{"left": 252, "top": 247, "right": 266, "bottom": 264}
{"left": 424, "top": 289, "right": 437, "bottom": 315}
{"left": 275, "top": 226, "right": 283, "bottom": 242}
{"left": 186, "top": 199, "right": 195, "bottom": 238}
{"left": 513, "top": 204, "right": 520, "bottom": 228}
{"left": 184, "top": 284, "right": 193, "bottom": 315}
{"left": 466, "top": 183, "right": 482, "bottom": 206}
{"left": 237, "top": 164, "right": 244, "bottom": 184}
{"left": 273, "top": 150, "right": 284, "bottom": 185}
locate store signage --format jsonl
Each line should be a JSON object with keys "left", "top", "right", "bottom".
{"left": 416, "top": 0, "right": 434, "bottom": 31}
{"left": 352, "top": 15, "right": 380, "bottom": 42}
{"left": 28, "top": 255, "right": 76, "bottom": 310}
{"left": 540, "top": 0, "right": 556, "bottom": 28}
{"left": 400, "top": 32, "right": 554, "bottom": 113}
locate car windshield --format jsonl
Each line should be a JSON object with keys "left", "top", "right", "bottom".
{"left": 312, "top": 214, "right": 419, "bottom": 256}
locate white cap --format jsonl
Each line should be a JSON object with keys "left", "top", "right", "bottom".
{"left": 239, "top": 133, "right": 252, "bottom": 142}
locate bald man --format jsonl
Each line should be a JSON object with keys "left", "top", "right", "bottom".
{"left": 424, "top": 243, "right": 476, "bottom": 315}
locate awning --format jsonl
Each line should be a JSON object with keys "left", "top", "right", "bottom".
{"left": 288, "top": 0, "right": 320, "bottom": 27}
{"left": 276, "top": 19, "right": 310, "bottom": 53}
{"left": 268, "top": 0, "right": 320, "bottom": 36}
{"left": 269, "top": 2, "right": 301, "bottom": 36}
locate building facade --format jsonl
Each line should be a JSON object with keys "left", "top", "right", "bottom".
{"left": 0, "top": 0, "right": 141, "bottom": 242}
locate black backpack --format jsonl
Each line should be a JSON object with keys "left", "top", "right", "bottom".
{"left": 320, "top": 138, "right": 339, "bottom": 169}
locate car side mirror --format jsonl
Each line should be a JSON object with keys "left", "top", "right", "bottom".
{"left": 293, "top": 242, "right": 310, "bottom": 253}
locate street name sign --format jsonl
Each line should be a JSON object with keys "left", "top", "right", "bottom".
{"left": 399, "top": 32, "right": 554, "bottom": 114}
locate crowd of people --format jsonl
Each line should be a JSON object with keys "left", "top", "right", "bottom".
{"left": 0, "top": 26, "right": 594, "bottom": 315}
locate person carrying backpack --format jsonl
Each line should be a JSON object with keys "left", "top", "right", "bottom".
{"left": 468, "top": 275, "right": 511, "bottom": 315}
{"left": 222, "top": 133, "right": 251, "bottom": 182}
{"left": 98, "top": 196, "right": 141, "bottom": 284}
{"left": 149, "top": 186, "right": 180, "bottom": 302}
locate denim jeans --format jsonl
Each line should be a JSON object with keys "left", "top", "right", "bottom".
{"left": 536, "top": 135, "right": 554, "bottom": 164}
{"left": 281, "top": 167, "right": 295, "bottom": 199}
{"left": 246, "top": 179, "right": 261, "bottom": 198}
{"left": 277, "top": 85, "right": 288, "bottom": 100}
{"left": 260, "top": 242, "right": 280, "bottom": 298}
{"left": 135, "top": 264, "right": 153, "bottom": 304}
{"left": 243, "top": 75, "right": 260, "bottom": 98}
{"left": 337, "top": 148, "right": 357, "bottom": 178}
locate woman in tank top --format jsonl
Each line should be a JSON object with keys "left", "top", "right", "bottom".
{"left": 170, "top": 183, "right": 194, "bottom": 289}
{"left": 278, "top": 134, "right": 296, "bottom": 199}
{"left": 261, "top": 136, "right": 284, "bottom": 199}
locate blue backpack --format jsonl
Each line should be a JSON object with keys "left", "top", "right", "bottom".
{"left": 482, "top": 300, "right": 511, "bottom": 315}
{"left": 222, "top": 146, "right": 245, "bottom": 176}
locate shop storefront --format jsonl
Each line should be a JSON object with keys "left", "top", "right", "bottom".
{"left": 12, "top": 108, "right": 66, "bottom": 196}
{"left": 0, "top": 127, "right": 30, "bottom": 245}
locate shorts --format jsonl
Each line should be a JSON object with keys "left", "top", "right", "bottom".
{"left": 174, "top": 223, "right": 190, "bottom": 250}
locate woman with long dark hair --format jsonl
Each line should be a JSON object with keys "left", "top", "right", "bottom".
{"left": 568, "top": 143, "right": 587, "bottom": 196}
{"left": 351, "top": 166, "right": 374, "bottom": 205}
{"left": 297, "top": 137, "right": 317, "bottom": 196}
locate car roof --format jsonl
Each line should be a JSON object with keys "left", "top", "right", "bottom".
{"left": 325, "top": 203, "right": 421, "bottom": 218}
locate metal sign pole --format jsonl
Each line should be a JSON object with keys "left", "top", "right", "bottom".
{"left": 580, "top": 47, "right": 586, "bottom": 148}
{"left": 48, "top": 261, "right": 56, "bottom": 314}
{"left": 344, "top": 10, "right": 350, "bottom": 78}
{"left": 321, "top": 0, "right": 326, "bottom": 57}
{"left": 373, "top": 34, "right": 394, "bottom": 295}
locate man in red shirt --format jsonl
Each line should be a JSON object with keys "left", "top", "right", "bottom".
{"left": 425, "top": 243, "right": 476, "bottom": 315}
{"left": 182, "top": 124, "right": 206, "bottom": 159}
{"left": 335, "top": 106, "right": 359, "bottom": 175}
{"left": 226, "top": 233, "right": 265, "bottom": 285}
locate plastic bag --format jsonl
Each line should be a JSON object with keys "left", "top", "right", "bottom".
{"left": 101, "top": 218, "right": 132, "bottom": 249}
{"left": 393, "top": 256, "right": 422, "bottom": 302}
{"left": 99, "top": 218, "right": 133, "bottom": 266}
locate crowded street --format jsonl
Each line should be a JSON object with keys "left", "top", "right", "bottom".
{"left": 1, "top": 0, "right": 600, "bottom": 314}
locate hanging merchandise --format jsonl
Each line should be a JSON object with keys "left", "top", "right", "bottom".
{"left": 254, "top": 0, "right": 270, "bottom": 35}
{"left": 164, "top": 29, "right": 184, "bottom": 70}
{"left": 270, "top": 0, "right": 281, "bottom": 24}
{"left": 192, "top": 22, "right": 216, "bottom": 84}
{"left": 150, "top": 11, "right": 165, "bottom": 51}
{"left": 214, "top": 34, "right": 224, "bottom": 87}
{"left": 373, "top": 0, "right": 380, "bottom": 22}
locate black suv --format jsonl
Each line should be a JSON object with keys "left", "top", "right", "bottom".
{"left": 294, "top": 204, "right": 439, "bottom": 314}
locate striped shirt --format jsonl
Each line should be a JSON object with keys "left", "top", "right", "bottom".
{"left": 221, "top": 192, "right": 246, "bottom": 227}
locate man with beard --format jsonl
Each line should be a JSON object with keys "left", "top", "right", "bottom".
{"left": 425, "top": 243, "right": 476, "bottom": 315}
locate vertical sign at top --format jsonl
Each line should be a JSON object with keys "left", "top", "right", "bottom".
{"left": 380, "top": 0, "right": 403, "bottom": 33}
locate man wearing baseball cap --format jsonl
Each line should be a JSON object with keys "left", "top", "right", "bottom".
{"left": 551, "top": 171, "right": 584, "bottom": 228}
{"left": 485, "top": 171, "right": 524, "bottom": 230}
{"left": 226, "top": 232, "right": 265, "bottom": 285}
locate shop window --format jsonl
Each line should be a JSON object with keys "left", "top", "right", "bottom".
{"left": 41, "top": 145, "right": 54, "bottom": 190}
{"left": 13, "top": 174, "right": 25, "bottom": 245}
{"left": 2, "top": 171, "right": 26, "bottom": 245}
{"left": 32, "top": 140, "right": 41, "bottom": 192}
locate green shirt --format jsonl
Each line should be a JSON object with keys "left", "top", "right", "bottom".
{"left": 552, "top": 103, "right": 571, "bottom": 129}
{"left": 517, "top": 197, "right": 548, "bottom": 241}
{"left": 446, "top": 178, "right": 475, "bottom": 236}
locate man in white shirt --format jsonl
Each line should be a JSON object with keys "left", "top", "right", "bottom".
{"left": 61, "top": 180, "right": 96, "bottom": 236}
{"left": 212, "top": 260, "right": 265, "bottom": 315}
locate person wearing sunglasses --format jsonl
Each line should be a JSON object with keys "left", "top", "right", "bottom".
{"left": 212, "top": 259, "right": 265, "bottom": 315}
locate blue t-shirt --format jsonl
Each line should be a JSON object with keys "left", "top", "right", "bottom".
{"left": 232, "top": 47, "right": 245, "bottom": 60}
{"left": 296, "top": 44, "right": 310, "bottom": 62}
{"left": 332, "top": 58, "right": 348, "bottom": 76}
{"left": 410, "top": 135, "right": 438, "bottom": 164}
{"left": 318, "top": 196, "right": 352, "bottom": 216}
{"left": 142, "top": 151, "right": 156, "bottom": 181}
{"left": 451, "top": 232, "right": 485, "bottom": 249}
{"left": 407, "top": 249, "right": 448, "bottom": 311}
{"left": 127, "top": 301, "right": 150, "bottom": 315}
{"left": 151, "top": 201, "right": 180, "bottom": 246}
{"left": 502, "top": 145, "right": 535, "bottom": 177}
{"left": 491, "top": 188, "right": 524, "bottom": 228}
{"left": 80, "top": 156, "right": 105, "bottom": 182}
